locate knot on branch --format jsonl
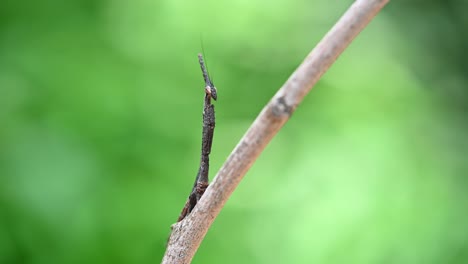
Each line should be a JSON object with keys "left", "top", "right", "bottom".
{"left": 271, "top": 96, "right": 293, "bottom": 117}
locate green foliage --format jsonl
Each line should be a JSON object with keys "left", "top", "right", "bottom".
{"left": 1, "top": 0, "right": 467, "bottom": 263}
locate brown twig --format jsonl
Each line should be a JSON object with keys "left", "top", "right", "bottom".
{"left": 162, "top": 0, "right": 390, "bottom": 263}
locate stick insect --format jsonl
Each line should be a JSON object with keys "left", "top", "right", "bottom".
{"left": 177, "top": 53, "right": 217, "bottom": 222}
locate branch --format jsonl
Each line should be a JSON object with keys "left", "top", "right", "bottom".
{"left": 162, "top": 0, "right": 390, "bottom": 263}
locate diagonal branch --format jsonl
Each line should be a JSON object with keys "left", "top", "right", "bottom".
{"left": 162, "top": 0, "right": 390, "bottom": 263}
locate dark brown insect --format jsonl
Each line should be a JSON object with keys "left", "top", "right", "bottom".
{"left": 177, "top": 54, "right": 217, "bottom": 222}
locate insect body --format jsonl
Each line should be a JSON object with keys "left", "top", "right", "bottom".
{"left": 177, "top": 54, "right": 217, "bottom": 222}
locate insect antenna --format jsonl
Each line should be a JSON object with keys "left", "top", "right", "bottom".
{"left": 200, "top": 37, "right": 214, "bottom": 86}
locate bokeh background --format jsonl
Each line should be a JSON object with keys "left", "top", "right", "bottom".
{"left": 1, "top": 0, "right": 467, "bottom": 263}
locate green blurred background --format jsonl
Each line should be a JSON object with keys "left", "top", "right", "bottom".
{"left": 1, "top": 0, "right": 467, "bottom": 263}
